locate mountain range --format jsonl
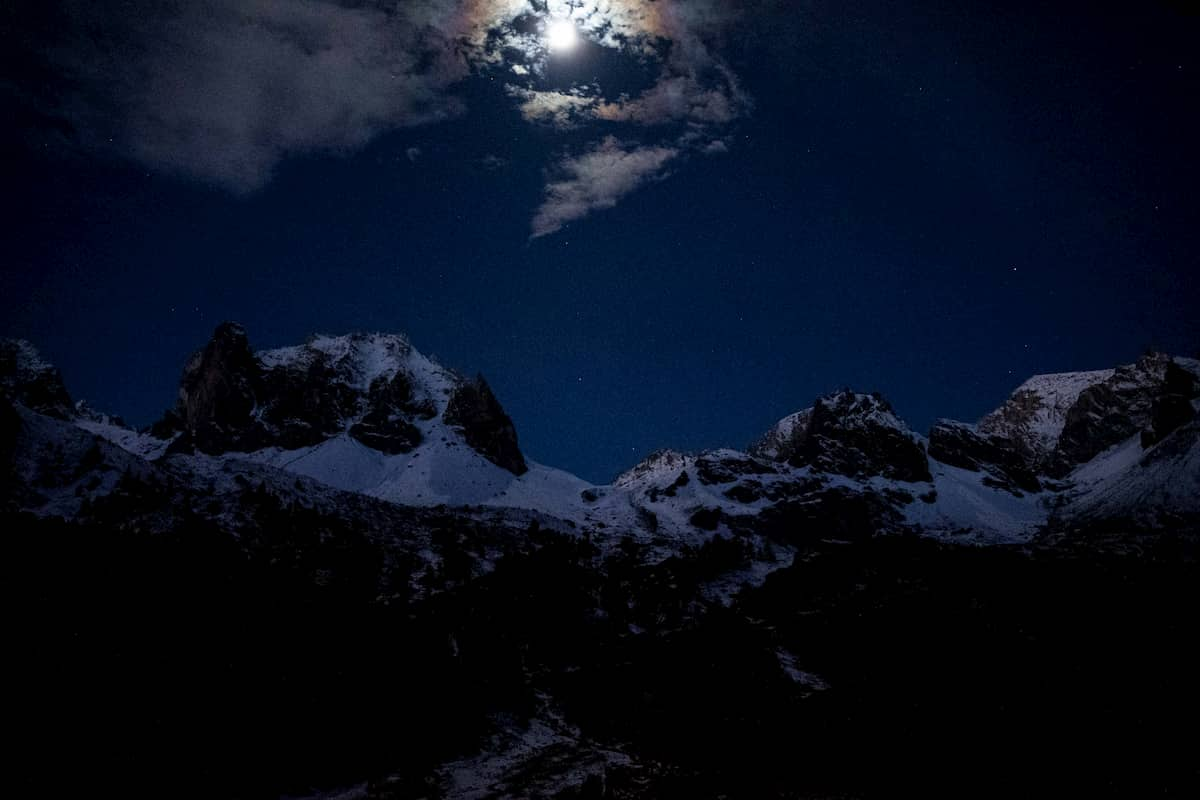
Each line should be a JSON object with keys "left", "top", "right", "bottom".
{"left": 3, "top": 324, "right": 1199, "bottom": 798}
{"left": 5, "top": 323, "right": 1198, "bottom": 552}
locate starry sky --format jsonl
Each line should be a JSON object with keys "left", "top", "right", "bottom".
{"left": 3, "top": 0, "right": 1198, "bottom": 482}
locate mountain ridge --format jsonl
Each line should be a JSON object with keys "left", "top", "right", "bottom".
{"left": 5, "top": 324, "right": 1200, "bottom": 798}
{"left": 4, "top": 323, "right": 1198, "bottom": 553}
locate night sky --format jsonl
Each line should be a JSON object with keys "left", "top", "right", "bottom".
{"left": 3, "top": 1, "right": 1198, "bottom": 482}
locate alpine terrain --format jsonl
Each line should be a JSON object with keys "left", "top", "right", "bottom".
{"left": 4, "top": 325, "right": 1199, "bottom": 798}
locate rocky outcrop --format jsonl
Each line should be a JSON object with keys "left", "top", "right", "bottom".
{"left": 1142, "top": 362, "right": 1198, "bottom": 448}
{"left": 977, "top": 367, "right": 1113, "bottom": 468}
{"left": 695, "top": 452, "right": 778, "bottom": 485}
{"left": 158, "top": 321, "right": 362, "bottom": 452}
{"left": 443, "top": 376, "right": 527, "bottom": 475}
{"left": 155, "top": 324, "right": 528, "bottom": 470}
{"left": 167, "top": 322, "right": 263, "bottom": 452}
{"left": 616, "top": 450, "right": 690, "bottom": 488}
{"left": 975, "top": 354, "right": 1200, "bottom": 478}
{"left": 1049, "top": 354, "right": 1197, "bottom": 475}
{"left": 755, "top": 391, "right": 931, "bottom": 483}
{"left": 345, "top": 369, "right": 436, "bottom": 454}
{"left": 0, "top": 339, "right": 75, "bottom": 419}
{"left": 749, "top": 408, "right": 811, "bottom": 462}
{"left": 927, "top": 419, "right": 1041, "bottom": 494}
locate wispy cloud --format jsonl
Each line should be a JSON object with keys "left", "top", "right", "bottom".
{"left": 506, "top": 86, "right": 600, "bottom": 128}
{"left": 18, "top": 0, "right": 470, "bottom": 192}
{"left": 531, "top": 137, "right": 678, "bottom": 238}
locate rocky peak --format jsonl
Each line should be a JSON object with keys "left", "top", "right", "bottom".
{"left": 977, "top": 367, "right": 1114, "bottom": 468}
{"left": 749, "top": 408, "right": 811, "bottom": 462}
{"left": 0, "top": 338, "right": 75, "bottom": 419}
{"left": 156, "top": 324, "right": 528, "bottom": 473}
{"left": 259, "top": 332, "right": 444, "bottom": 404}
{"left": 1049, "top": 352, "right": 1197, "bottom": 476}
{"left": 973, "top": 353, "right": 1199, "bottom": 479}
{"left": 253, "top": 331, "right": 443, "bottom": 456}
{"left": 615, "top": 449, "right": 692, "bottom": 489}
{"left": 169, "top": 322, "right": 260, "bottom": 452}
{"left": 754, "top": 390, "right": 931, "bottom": 483}
{"left": 443, "top": 375, "right": 528, "bottom": 475}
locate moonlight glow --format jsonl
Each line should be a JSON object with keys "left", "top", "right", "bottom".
{"left": 546, "top": 18, "right": 578, "bottom": 51}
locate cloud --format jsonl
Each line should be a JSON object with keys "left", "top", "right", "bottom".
{"left": 594, "top": 71, "right": 748, "bottom": 126}
{"left": 531, "top": 137, "right": 678, "bottom": 238}
{"left": 9, "top": 0, "right": 750, "bottom": 229}
{"left": 506, "top": 86, "right": 600, "bottom": 127}
{"left": 18, "top": 0, "right": 469, "bottom": 192}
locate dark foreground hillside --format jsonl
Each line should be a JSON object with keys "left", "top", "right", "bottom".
{"left": 6, "top": 505, "right": 1198, "bottom": 798}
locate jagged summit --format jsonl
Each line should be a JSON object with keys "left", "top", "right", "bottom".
{"left": 749, "top": 408, "right": 811, "bottom": 462}
{"left": 0, "top": 338, "right": 74, "bottom": 419}
{"left": 258, "top": 331, "right": 450, "bottom": 398}
{"left": 977, "top": 367, "right": 1115, "bottom": 466}
{"left": 752, "top": 390, "right": 930, "bottom": 483}
{"left": 615, "top": 449, "right": 691, "bottom": 488}
{"left": 978, "top": 352, "right": 1199, "bottom": 477}
{"left": 153, "top": 323, "right": 527, "bottom": 474}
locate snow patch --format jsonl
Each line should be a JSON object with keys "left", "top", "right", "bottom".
{"left": 909, "top": 460, "right": 1048, "bottom": 544}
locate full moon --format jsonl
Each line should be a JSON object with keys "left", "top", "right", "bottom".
{"left": 546, "top": 18, "right": 578, "bottom": 52}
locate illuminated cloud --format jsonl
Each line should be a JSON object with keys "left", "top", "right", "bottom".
{"left": 507, "top": 86, "right": 600, "bottom": 127}
{"left": 531, "top": 137, "right": 678, "bottom": 238}
{"left": 16, "top": 1, "right": 751, "bottom": 226}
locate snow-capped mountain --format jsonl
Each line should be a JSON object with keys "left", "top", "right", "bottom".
{"left": 977, "top": 353, "right": 1199, "bottom": 478}
{"left": 150, "top": 322, "right": 526, "bottom": 472}
{"left": 750, "top": 390, "right": 931, "bottom": 482}
{"left": 3, "top": 326, "right": 1198, "bottom": 555}
{"left": 5, "top": 326, "right": 1200, "bottom": 799}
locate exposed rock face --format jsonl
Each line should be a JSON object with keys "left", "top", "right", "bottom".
{"left": 927, "top": 419, "right": 1041, "bottom": 495}
{"left": 156, "top": 324, "right": 527, "bottom": 472}
{"left": 160, "top": 321, "right": 367, "bottom": 452}
{"left": 443, "top": 376, "right": 528, "bottom": 475}
{"left": 978, "top": 367, "right": 1114, "bottom": 468}
{"left": 975, "top": 354, "right": 1200, "bottom": 478}
{"left": 0, "top": 339, "right": 74, "bottom": 419}
{"left": 695, "top": 452, "right": 778, "bottom": 486}
{"left": 346, "top": 374, "right": 423, "bottom": 455}
{"left": 169, "top": 322, "right": 263, "bottom": 452}
{"left": 749, "top": 408, "right": 811, "bottom": 462}
{"left": 1142, "top": 363, "right": 1198, "bottom": 448}
{"left": 1050, "top": 354, "right": 1197, "bottom": 475}
{"left": 755, "top": 391, "right": 931, "bottom": 483}
{"left": 616, "top": 450, "right": 690, "bottom": 488}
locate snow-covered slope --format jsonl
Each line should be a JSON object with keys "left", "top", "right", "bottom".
{"left": 1058, "top": 422, "right": 1200, "bottom": 526}
{"left": 247, "top": 433, "right": 590, "bottom": 518}
{"left": 905, "top": 459, "right": 1049, "bottom": 544}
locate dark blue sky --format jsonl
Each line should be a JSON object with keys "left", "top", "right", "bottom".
{"left": 3, "top": 0, "right": 1198, "bottom": 482}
